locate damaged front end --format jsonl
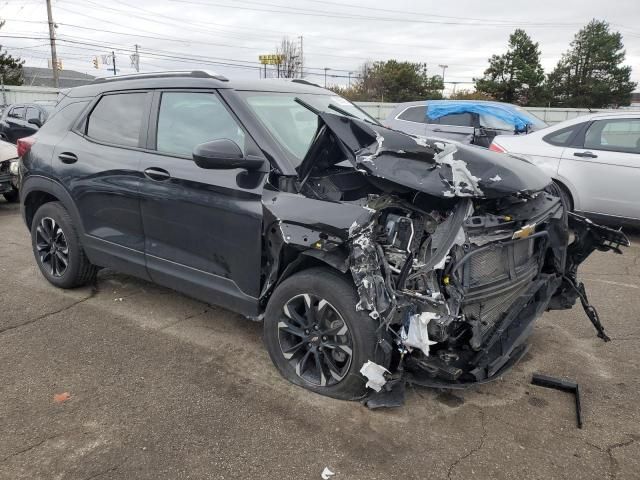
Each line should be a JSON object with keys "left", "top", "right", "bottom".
{"left": 262, "top": 111, "right": 629, "bottom": 399}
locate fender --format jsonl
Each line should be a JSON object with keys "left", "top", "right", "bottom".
{"left": 552, "top": 173, "right": 580, "bottom": 212}
{"left": 21, "top": 174, "right": 86, "bottom": 236}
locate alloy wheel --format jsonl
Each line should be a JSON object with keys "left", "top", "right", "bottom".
{"left": 278, "top": 294, "right": 353, "bottom": 387}
{"left": 35, "top": 217, "right": 69, "bottom": 277}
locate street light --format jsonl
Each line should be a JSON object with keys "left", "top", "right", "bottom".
{"left": 324, "top": 67, "right": 331, "bottom": 88}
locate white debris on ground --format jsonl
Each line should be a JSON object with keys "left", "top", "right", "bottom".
{"left": 359, "top": 361, "right": 390, "bottom": 392}
{"left": 321, "top": 467, "right": 335, "bottom": 479}
{"left": 490, "top": 174, "right": 503, "bottom": 182}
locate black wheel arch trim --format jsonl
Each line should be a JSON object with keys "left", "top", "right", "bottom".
{"left": 21, "top": 175, "right": 86, "bottom": 237}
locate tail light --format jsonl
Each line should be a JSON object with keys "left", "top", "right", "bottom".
{"left": 17, "top": 136, "right": 36, "bottom": 157}
{"left": 489, "top": 142, "right": 506, "bottom": 153}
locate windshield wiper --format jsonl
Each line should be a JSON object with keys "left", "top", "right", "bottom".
{"left": 295, "top": 96, "right": 379, "bottom": 125}
{"left": 294, "top": 96, "right": 321, "bottom": 114}
{"left": 327, "top": 103, "right": 357, "bottom": 118}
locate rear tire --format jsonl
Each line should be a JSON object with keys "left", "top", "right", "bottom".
{"left": 31, "top": 202, "right": 97, "bottom": 288}
{"left": 264, "top": 267, "right": 388, "bottom": 400}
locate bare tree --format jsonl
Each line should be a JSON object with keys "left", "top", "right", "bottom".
{"left": 275, "top": 37, "right": 302, "bottom": 78}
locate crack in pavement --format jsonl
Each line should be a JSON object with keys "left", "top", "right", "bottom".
{"left": 584, "top": 437, "right": 637, "bottom": 480}
{"left": 606, "top": 438, "right": 636, "bottom": 480}
{"left": 0, "top": 288, "right": 96, "bottom": 336}
{"left": 82, "top": 462, "right": 123, "bottom": 480}
{"left": 0, "top": 429, "right": 87, "bottom": 463}
{"left": 447, "top": 409, "right": 486, "bottom": 480}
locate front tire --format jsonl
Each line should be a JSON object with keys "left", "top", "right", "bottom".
{"left": 31, "top": 202, "right": 97, "bottom": 288}
{"left": 264, "top": 268, "right": 387, "bottom": 400}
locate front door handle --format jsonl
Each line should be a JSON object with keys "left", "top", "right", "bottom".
{"left": 58, "top": 152, "right": 78, "bottom": 164}
{"left": 144, "top": 167, "right": 171, "bottom": 181}
{"left": 573, "top": 151, "right": 598, "bottom": 158}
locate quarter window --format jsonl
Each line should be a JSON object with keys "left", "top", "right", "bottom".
{"left": 9, "top": 106, "right": 24, "bottom": 119}
{"left": 86, "top": 93, "right": 148, "bottom": 147}
{"left": 583, "top": 119, "right": 640, "bottom": 153}
{"left": 156, "top": 92, "right": 245, "bottom": 157}
{"left": 543, "top": 124, "right": 582, "bottom": 146}
{"left": 397, "top": 106, "right": 427, "bottom": 123}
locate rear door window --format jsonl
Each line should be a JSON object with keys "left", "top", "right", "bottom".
{"left": 155, "top": 91, "right": 245, "bottom": 157}
{"left": 86, "top": 92, "right": 148, "bottom": 147}
{"left": 397, "top": 106, "right": 427, "bottom": 123}
{"left": 583, "top": 119, "right": 640, "bottom": 153}
{"left": 431, "top": 112, "right": 474, "bottom": 127}
{"left": 26, "top": 107, "right": 41, "bottom": 124}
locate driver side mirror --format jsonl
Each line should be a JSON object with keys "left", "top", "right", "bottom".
{"left": 192, "top": 139, "right": 264, "bottom": 171}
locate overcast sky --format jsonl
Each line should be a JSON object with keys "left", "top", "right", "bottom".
{"left": 1, "top": 0, "right": 639, "bottom": 94}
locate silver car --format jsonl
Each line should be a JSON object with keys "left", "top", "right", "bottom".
{"left": 490, "top": 112, "right": 640, "bottom": 225}
{"left": 385, "top": 100, "right": 547, "bottom": 148}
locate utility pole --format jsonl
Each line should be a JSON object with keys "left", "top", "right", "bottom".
{"left": 348, "top": 71, "right": 353, "bottom": 87}
{"left": 438, "top": 64, "right": 448, "bottom": 96}
{"left": 298, "top": 35, "right": 304, "bottom": 78}
{"left": 46, "top": 0, "right": 59, "bottom": 88}
{"left": 112, "top": 51, "right": 117, "bottom": 76}
{"left": 324, "top": 67, "right": 330, "bottom": 88}
{"left": 1, "top": 76, "right": 7, "bottom": 107}
{"left": 131, "top": 44, "right": 140, "bottom": 72}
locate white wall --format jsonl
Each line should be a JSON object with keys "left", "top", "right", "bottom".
{"left": 0, "top": 85, "right": 59, "bottom": 106}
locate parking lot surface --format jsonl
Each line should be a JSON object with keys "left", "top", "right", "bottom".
{"left": 1, "top": 199, "right": 639, "bottom": 479}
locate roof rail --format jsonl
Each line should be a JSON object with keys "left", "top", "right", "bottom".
{"left": 291, "top": 78, "right": 323, "bottom": 89}
{"left": 92, "top": 70, "right": 228, "bottom": 84}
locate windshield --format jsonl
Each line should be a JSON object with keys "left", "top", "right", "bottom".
{"left": 511, "top": 106, "right": 547, "bottom": 131}
{"left": 239, "top": 91, "right": 377, "bottom": 166}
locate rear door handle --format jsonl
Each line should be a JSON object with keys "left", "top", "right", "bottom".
{"left": 58, "top": 152, "right": 78, "bottom": 164}
{"left": 573, "top": 151, "right": 598, "bottom": 158}
{"left": 144, "top": 167, "right": 171, "bottom": 181}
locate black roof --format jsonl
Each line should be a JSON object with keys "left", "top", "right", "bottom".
{"left": 65, "top": 71, "right": 329, "bottom": 98}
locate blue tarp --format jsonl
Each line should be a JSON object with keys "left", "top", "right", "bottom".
{"left": 426, "top": 101, "right": 535, "bottom": 132}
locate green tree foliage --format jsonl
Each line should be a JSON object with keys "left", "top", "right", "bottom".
{"left": 333, "top": 60, "right": 443, "bottom": 102}
{"left": 449, "top": 89, "right": 494, "bottom": 101}
{"left": 475, "top": 29, "right": 545, "bottom": 106}
{"left": 547, "top": 20, "right": 636, "bottom": 108}
{"left": 0, "top": 20, "right": 24, "bottom": 86}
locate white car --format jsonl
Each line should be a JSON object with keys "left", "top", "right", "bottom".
{"left": 0, "top": 139, "right": 19, "bottom": 202}
{"left": 490, "top": 112, "right": 640, "bottom": 225}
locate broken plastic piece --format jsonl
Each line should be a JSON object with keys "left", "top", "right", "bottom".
{"left": 531, "top": 373, "right": 583, "bottom": 429}
{"left": 402, "top": 312, "right": 439, "bottom": 356}
{"left": 359, "top": 360, "right": 389, "bottom": 392}
{"left": 363, "top": 380, "right": 406, "bottom": 409}
{"left": 321, "top": 467, "right": 335, "bottom": 479}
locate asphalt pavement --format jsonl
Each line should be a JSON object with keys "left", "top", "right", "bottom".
{"left": 1, "top": 199, "right": 639, "bottom": 479}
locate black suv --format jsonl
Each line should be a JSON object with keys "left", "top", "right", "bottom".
{"left": 0, "top": 102, "right": 52, "bottom": 144}
{"left": 19, "top": 71, "right": 628, "bottom": 403}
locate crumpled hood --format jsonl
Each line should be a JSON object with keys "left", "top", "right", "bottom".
{"left": 316, "top": 113, "right": 552, "bottom": 199}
